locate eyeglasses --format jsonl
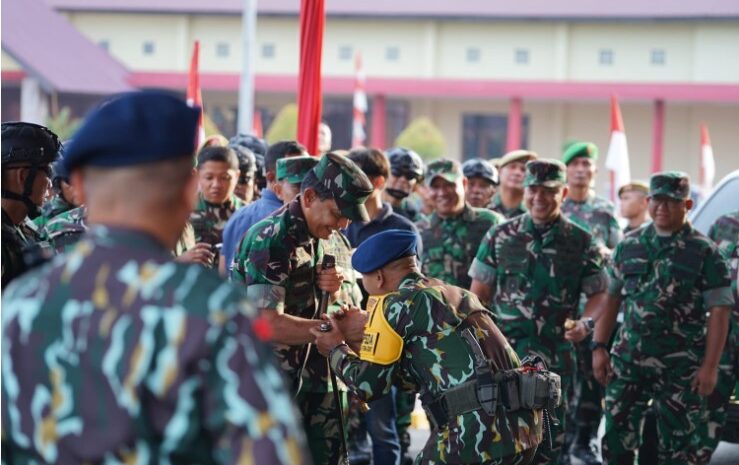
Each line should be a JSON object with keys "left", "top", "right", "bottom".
{"left": 391, "top": 170, "right": 417, "bottom": 181}
{"left": 648, "top": 196, "right": 684, "bottom": 207}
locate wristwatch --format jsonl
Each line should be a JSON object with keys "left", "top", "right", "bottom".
{"left": 589, "top": 340, "right": 608, "bottom": 352}
{"left": 582, "top": 317, "right": 595, "bottom": 333}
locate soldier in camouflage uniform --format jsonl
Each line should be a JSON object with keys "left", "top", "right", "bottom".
{"left": 190, "top": 145, "right": 244, "bottom": 268}
{"left": 470, "top": 159, "right": 609, "bottom": 465}
{"left": 34, "top": 154, "right": 79, "bottom": 232}
{"left": 1, "top": 91, "right": 307, "bottom": 465}
{"left": 561, "top": 142, "right": 622, "bottom": 465}
{"left": 40, "top": 204, "right": 88, "bottom": 253}
{"left": 419, "top": 158, "right": 504, "bottom": 289}
{"left": 232, "top": 152, "right": 373, "bottom": 465}
{"left": 311, "top": 229, "right": 548, "bottom": 464}
{"left": 591, "top": 172, "right": 733, "bottom": 465}
{"left": 489, "top": 150, "right": 537, "bottom": 219}
{"left": 618, "top": 182, "right": 650, "bottom": 234}
{"left": 462, "top": 157, "right": 499, "bottom": 209}
{"left": 384, "top": 147, "right": 426, "bottom": 223}
{"left": 1, "top": 122, "right": 60, "bottom": 289}
{"left": 230, "top": 142, "right": 257, "bottom": 204}
{"left": 693, "top": 210, "right": 739, "bottom": 464}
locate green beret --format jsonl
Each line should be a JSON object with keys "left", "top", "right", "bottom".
{"left": 523, "top": 159, "right": 567, "bottom": 188}
{"left": 305, "top": 152, "right": 373, "bottom": 222}
{"left": 649, "top": 171, "right": 691, "bottom": 200}
{"left": 425, "top": 158, "right": 463, "bottom": 187}
{"left": 276, "top": 155, "right": 319, "bottom": 184}
{"left": 562, "top": 142, "right": 599, "bottom": 166}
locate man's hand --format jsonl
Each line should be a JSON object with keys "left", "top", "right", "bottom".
{"left": 308, "top": 316, "right": 346, "bottom": 357}
{"left": 333, "top": 306, "right": 368, "bottom": 347}
{"left": 175, "top": 242, "right": 214, "bottom": 266}
{"left": 316, "top": 263, "right": 344, "bottom": 295}
{"left": 592, "top": 348, "right": 613, "bottom": 386}
{"left": 692, "top": 363, "right": 718, "bottom": 397}
{"left": 564, "top": 319, "right": 590, "bottom": 343}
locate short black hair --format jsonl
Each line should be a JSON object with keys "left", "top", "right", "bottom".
{"left": 347, "top": 148, "right": 389, "bottom": 180}
{"left": 197, "top": 145, "right": 238, "bottom": 170}
{"left": 265, "top": 141, "right": 306, "bottom": 173}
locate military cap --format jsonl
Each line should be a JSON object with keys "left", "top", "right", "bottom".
{"left": 64, "top": 91, "right": 200, "bottom": 172}
{"left": 498, "top": 150, "right": 538, "bottom": 169}
{"left": 523, "top": 159, "right": 567, "bottom": 188}
{"left": 562, "top": 141, "right": 599, "bottom": 166}
{"left": 425, "top": 158, "right": 463, "bottom": 187}
{"left": 276, "top": 155, "right": 319, "bottom": 184}
{"left": 462, "top": 158, "right": 498, "bottom": 185}
{"left": 304, "top": 152, "right": 373, "bottom": 222}
{"left": 618, "top": 180, "right": 650, "bottom": 198}
{"left": 649, "top": 171, "right": 691, "bottom": 200}
{"left": 351, "top": 229, "right": 418, "bottom": 274}
{"left": 230, "top": 144, "right": 257, "bottom": 175}
{"left": 387, "top": 147, "right": 425, "bottom": 180}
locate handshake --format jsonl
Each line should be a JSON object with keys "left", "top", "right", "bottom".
{"left": 309, "top": 305, "right": 369, "bottom": 356}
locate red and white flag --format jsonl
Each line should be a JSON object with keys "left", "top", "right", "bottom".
{"left": 699, "top": 123, "right": 715, "bottom": 197}
{"left": 351, "top": 51, "right": 367, "bottom": 148}
{"left": 186, "top": 40, "right": 206, "bottom": 148}
{"left": 605, "top": 95, "right": 631, "bottom": 202}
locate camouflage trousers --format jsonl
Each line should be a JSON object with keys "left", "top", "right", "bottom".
{"left": 691, "top": 332, "right": 738, "bottom": 465}
{"left": 396, "top": 390, "right": 416, "bottom": 458}
{"left": 298, "top": 390, "right": 349, "bottom": 465}
{"left": 602, "top": 356, "right": 707, "bottom": 465}
{"left": 571, "top": 340, "right": 604, "bottom": 428}
{"left": 415, "top": 442, "right": 538, "bottom": 465}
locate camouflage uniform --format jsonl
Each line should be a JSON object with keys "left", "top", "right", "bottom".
{"left": 1, "top": 209, "right": 40, "bottom": 289}
{"left": 489, "top": 192, "right": 527, "bottom": 219}
{"left": 692, "top": 210, "right": 739, "bottom": 464}
{"left": 189, "top": 193, "right": 243, "bottom": 267}
{"left": 602, "top": 174, "right": 733, "bottom": 465}
{"left": 330, "top": 272, "right": 543, "bottom": 464}
{"left": 561, "top": 193, "right": 621, "bottom": 251}
{"left": 232, "top": 152, "right": 372, "bottom": 465}
{"left": 34, "top": 195, "right": 74, "bottom": 233}
{"left": 420, "top": 204, "right": 503, "bottom": 289}
{"left": 40, "top": 205, "right": 88, "bottom": 253}
{"left": 1, "top": 225, "right": 308, "bottom": 465}
{"left": 469, "top": 159, "right": 608, "bottom": 465}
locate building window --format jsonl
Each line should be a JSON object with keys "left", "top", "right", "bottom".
{"left": 651, "top": 49, "right": 666, "bottom": 65}
{"left": 338, "top": 45, "right": 353, "bottom": 61}
{"left": 385, "top": 46, "right": 399, "bottom": 62}
{"left": 262, "top": 43, "right": 275, "bottom": 59}
{"left": 462, "top": 113, "right": 530, "bottom": 161}
{"left": 216, "top": 42, "right": 230, "bottom": 58}
{"left": 466, "top": 47, "right": 480, "bottom": 63}
{"left": 514, "top": 48, "right": 529, "bottom": 64}
{"left": 142, "top": 41, "right": 155, "bottom": 55}
{"left": 599, "top": 48, "right": 613, "bottom": 65}
{"left": 98, "top": 40, "right": 110, "bottom": 51}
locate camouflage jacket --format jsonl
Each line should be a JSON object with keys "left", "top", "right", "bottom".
{"left": 231, "top": 197, "right": 361, "bottom": 392}
{"left": 489, "top": 192, "right": 527, "bottom": 219}
{"left": 190, "top": 193, "right": 243, "bottom": 266}
{"left": 469, "top": 214, "right": 607, "bottom": 374}
{"left": 419, "top": 204, "right": 503, "bottom": 289}
{"left": 608, "top": 222, "right": 733, "bottom": 363}
{"left": 1, "top": 209, "right": 39, "bottom": 290}
{"left": 41, "top": 205, "right": 88, "bottom": 254}
{"left": 395, "top": 196, "right": 424, "bottom": 224}
{"left": 1, "top": 226, "right": 308, "bottom": 465}
{"left": 561, "top": 192, "right": 622, "bottom": 249}
{"left": 173, "top": 221, "right": 197, "bottom": 258}
{"left": 34, "top": 195, "right": 74, "bottom": 233}
{"left": 329, "top": 272, "right": 542, "bottom": 463}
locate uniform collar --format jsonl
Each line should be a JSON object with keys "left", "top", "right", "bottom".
{"left": 287, "top": 195, "right": 314, "bottom": 245}
{"left": 523, "top": 213, "right": 564, "bottom": 246}
{"left": 641, "top": 221, "right": 693, "bottom": 251}
{"left": 197, "top": 192, "right": 239, "bottom": 209}
{"left": 430, "top": 203, "right": 475, "bottom": 227}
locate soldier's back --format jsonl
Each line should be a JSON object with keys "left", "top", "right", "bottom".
{"left": 2, "top": 226, "right": 306, "bottom": 465}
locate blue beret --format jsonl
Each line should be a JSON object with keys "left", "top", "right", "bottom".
{"left": 352, "top": 229, "right": 418, "bottom": 274}
{"left": 64, "top": 91, "right": 200, "bottom": 172}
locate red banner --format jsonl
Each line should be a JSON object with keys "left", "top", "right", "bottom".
{"left": 297, "top": 0, "right": 325, "bottom": 155}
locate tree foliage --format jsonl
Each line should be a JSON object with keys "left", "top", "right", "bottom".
{"left": 394, "top": 117, "right": 446, "bottom": 160}
{"left": 266, "top": 103, "right": 298, "bottom": 144}
{"left": 46, "top": 107, "right": 81, "bottom": 141}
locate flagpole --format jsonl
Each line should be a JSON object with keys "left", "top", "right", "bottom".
{"left": 237, "top": 0, "right": 257, "bottom": 135}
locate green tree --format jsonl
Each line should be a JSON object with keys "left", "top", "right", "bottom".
{"left": 266, "top": 103, "right": 298, "bottom": 144}
{"left": 46, "top": 107, "right": 81, "bottom": 141}
{"left": 394, "top": 117, "right": 446, "bottom": 160}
